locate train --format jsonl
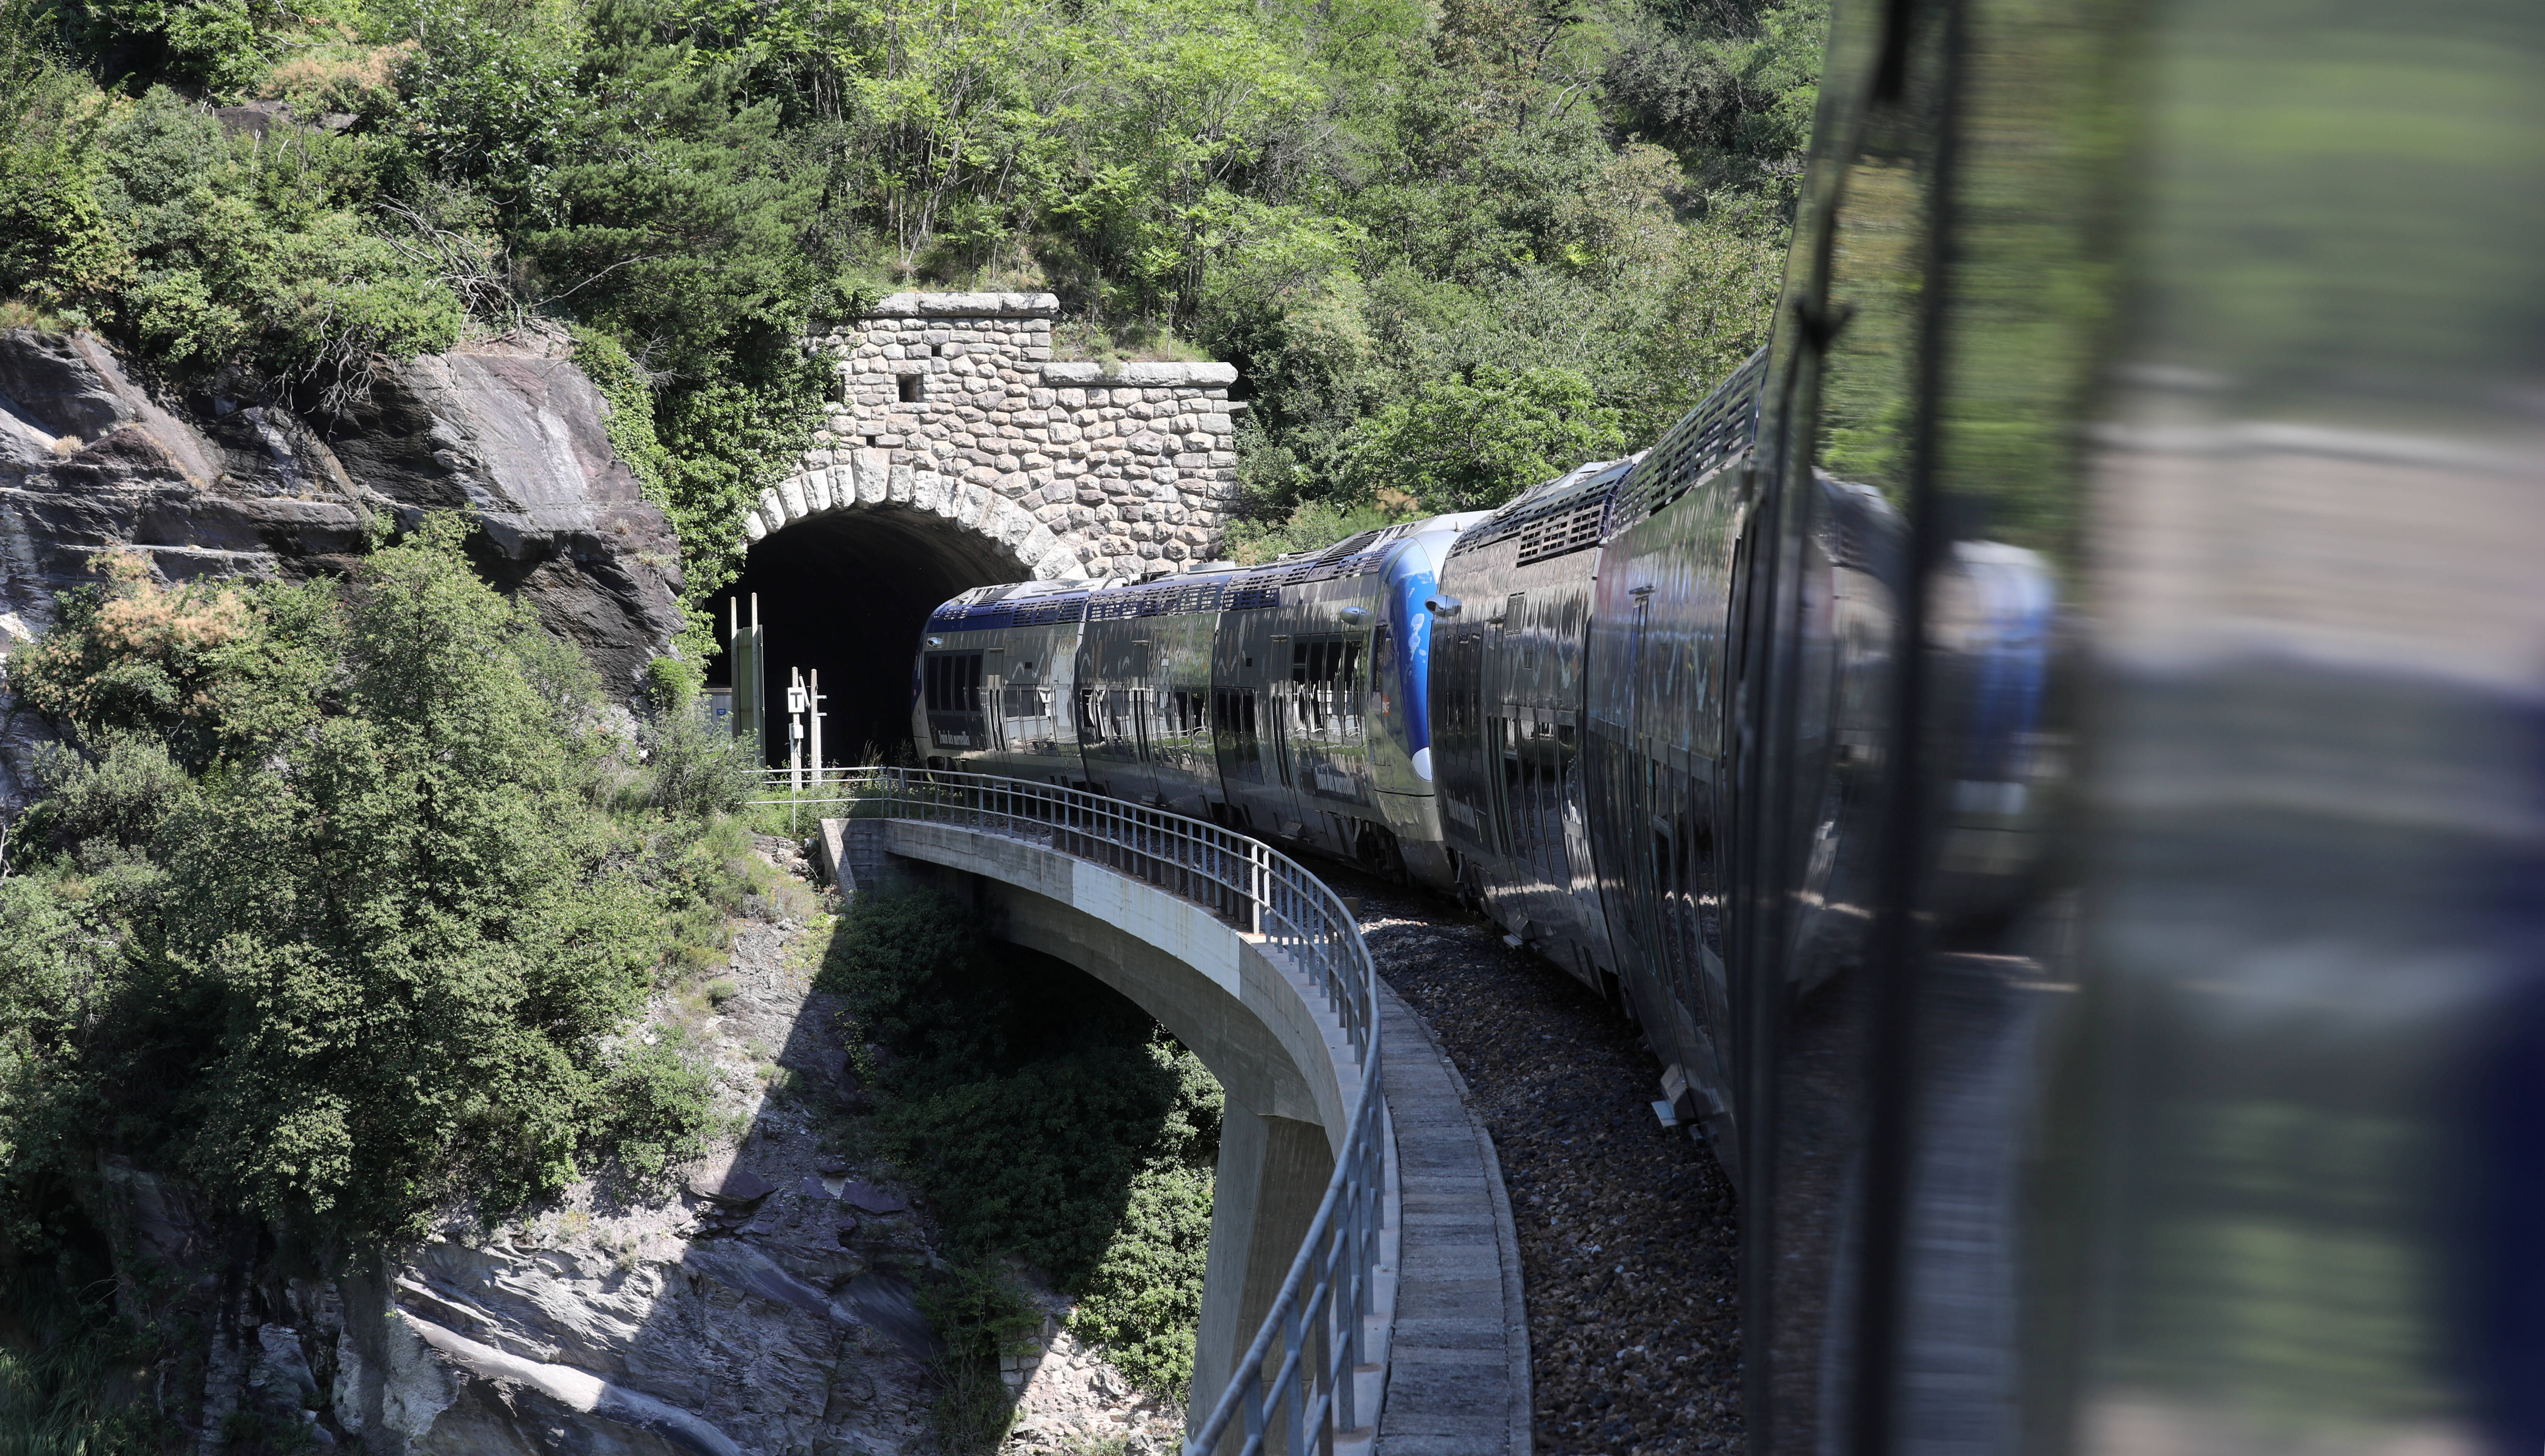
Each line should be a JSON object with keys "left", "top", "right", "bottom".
{"left": 912, "top": 0, "right": 2545, "bottom": 1446}
{"left": 914, "top": 370, "right": 2053, "bottom": 1161}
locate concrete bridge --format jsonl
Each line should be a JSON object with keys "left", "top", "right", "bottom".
{"left": 812, "top": 772, "right": 1530, "bottom": 1456}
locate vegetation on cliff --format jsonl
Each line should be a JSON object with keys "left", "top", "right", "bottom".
{"left": 0, "top": 0, "right": 1820, "bottom": 584}
{"left": 819, "top": 886, "right": 1222, "bottom": 1431}
{"left": 0, "top": 517, "right": 744, "bottom": 1266}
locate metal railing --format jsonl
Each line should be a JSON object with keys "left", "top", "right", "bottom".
{"left": 759, "top": 767, "right": 1393, "bottom": 1454}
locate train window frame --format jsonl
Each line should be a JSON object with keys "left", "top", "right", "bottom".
{"left": 1289, "top": 635, "right": 1365, "bottom": 735}
{"left": 923, "top": 651, "right": 984, "bottom": 715}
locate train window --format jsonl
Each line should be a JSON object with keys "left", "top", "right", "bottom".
{"left": 1508, "top": 595, "right": 1532, "bottom": 673}
{"left": 1212, "top": 688, "right": 1262, "bottom": 775}
{"left": 1075, "top": 687, "right": 1104, "bottom": 744}
{"left": 1489, "top": 717, "right": 1518, "bottom": 857}
{"left": 1290, "top": 637, "right": 1364, "bottom": 735}
{"left": 1164, "top": 689, "right": 1208, "bottom": 737}
{"left": 923, "top": 652, "right": 984, "bottom": 713}
{"left": 1002, "top": 684, "right": 1055, "bottom": 741}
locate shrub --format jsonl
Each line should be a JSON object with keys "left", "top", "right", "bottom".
{"left": 2, "top": 514, "right": 717, "bottom": 1248}
{"left": 1340, "top": 364, "right": 1628, "bottom": 514}
{"left": 642, "top": 698, "right": 754, "bottom": 818}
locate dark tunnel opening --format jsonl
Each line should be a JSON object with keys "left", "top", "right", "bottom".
{"left": 704, "top": 508, "right": 1034, "bottom": 767}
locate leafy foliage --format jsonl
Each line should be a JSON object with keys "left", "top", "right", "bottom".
{"left": 1344, "top": 364, "right": 1628, "bottom": 513}
{"left": 3, "top": 0, "right": 1820, "bottom": 584}
{"left": 821, "top": 888, "right": 1223, "bottom": 1399}
{"left": 0, "top": 519, "right": 719, "bottom": 1252}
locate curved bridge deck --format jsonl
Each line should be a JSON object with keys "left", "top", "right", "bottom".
{"left": 803, "top": 771, "right": 1527, "bottom": 1456}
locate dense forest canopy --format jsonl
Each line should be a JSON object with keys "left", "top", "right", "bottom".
{"left": 0, "top": 0, "right": 1821, "bottom": 588}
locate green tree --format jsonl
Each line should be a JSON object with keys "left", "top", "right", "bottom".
{"left": 5, "top": 519, "right": 712, "bottom": 1248}
{"left": 1343, "top": 364, "right": 1626, "bottom": 512}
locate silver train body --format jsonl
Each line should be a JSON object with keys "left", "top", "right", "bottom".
{"left": 915, "top": 513, "right": 1483, "bottom": 884}
{"left": 1425, "top": 363, "right": 2053, "bottom": 1160}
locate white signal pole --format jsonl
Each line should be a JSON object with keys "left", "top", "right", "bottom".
{"left": 808, "top": 668, "right": 827, "bottom": 784}
{"left": 786, "top": 667, "right": 808, "bottom": 794}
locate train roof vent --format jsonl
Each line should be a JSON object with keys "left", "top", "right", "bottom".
{"left": 1087, "top": 575, "right": 1230, "bottom": 620}
{"left": 1608, "top": 346, "right": 1769, "bottom": 535}
{"left": 1220, "top": 538, "right": 1395, "bottom": 609}
{"left": 1448, "top": 457, "right": 1635, "bottom": 564}
{"left": 927, "top": 586, "right": 1092, "bottom": 630}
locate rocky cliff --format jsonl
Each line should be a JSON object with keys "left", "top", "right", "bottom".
{"left": 0, "top": 326, "right": 685, "bottom": 808}
{"left": 72, "top": 835, "right": 1176, "bottom": 1456}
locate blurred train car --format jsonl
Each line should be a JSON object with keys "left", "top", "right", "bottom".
{"left": 912, "top": 0, "right": 2545, "bottom": 1439}
{"left": 1626, "top": 0, "right": 2545, "bottom": 1447}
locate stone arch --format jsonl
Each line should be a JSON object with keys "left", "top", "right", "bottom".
{"left": 736, "top": 292, "right": 1245, "bottom": 581}
{"left": 713, "top": 498, "right": 1056, "bottom": 765}
{"left": 740, "top": 446, "right": 1090, "bottom": 581}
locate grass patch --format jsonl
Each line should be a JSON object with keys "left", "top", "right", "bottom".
{"left": 0, "top": 1274, "right": 168, "bottom": 1454}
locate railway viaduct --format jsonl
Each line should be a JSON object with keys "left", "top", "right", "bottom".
{"left": 820, "top": 802, "right": 1531, "bottom": 1456}
{"left": 716, "top": 292, "right": 1250, "bottom": 754}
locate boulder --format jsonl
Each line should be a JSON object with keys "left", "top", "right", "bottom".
{"left": 0, "top": 327, "right": 685, "bottom": 812}
{"left": 686, "top": 1167, "right": 777, "bottom": 1206}
{"left": 839, "top": 1181, "right": 907, "bottom": 1216}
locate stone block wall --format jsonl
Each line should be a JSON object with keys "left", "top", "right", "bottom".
{"left": 743, "top": 291, "right": 1245, "bottom": 580}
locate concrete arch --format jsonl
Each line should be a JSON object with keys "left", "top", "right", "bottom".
{"left": 836, "top": 817, "right": 1386, "bottom": 1446}
{"left": 741, "top": 447, "right": 1089, "bottom": 582}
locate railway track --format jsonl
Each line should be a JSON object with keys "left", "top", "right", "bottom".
{"left": 1324, "top": 867, "right": 1743, "bottom": 1456}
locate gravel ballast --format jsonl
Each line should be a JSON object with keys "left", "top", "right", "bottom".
{"left": 1323, "top": 868, "right": 1744, "bottom": 1456}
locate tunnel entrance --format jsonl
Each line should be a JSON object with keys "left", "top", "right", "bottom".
{"left": 706, "top": 506, "right": 1036, "bottom": 765}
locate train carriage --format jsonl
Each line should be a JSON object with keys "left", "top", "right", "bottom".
{"left": 917, "top": 577, "right": 1095, "bottom": 782}
{"left": 1430, "top": 458, "right": 1638, "bottom": 996}
{"left": 1073, "top": 573, "right": 1233, "bottom": 814}
{"left": 1207, "top": 516, "right": 1481, "bottom": 885}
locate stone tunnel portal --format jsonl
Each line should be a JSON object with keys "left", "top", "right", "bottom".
{"left": 707, "top": 507, "right": 1033, "bottom": 765}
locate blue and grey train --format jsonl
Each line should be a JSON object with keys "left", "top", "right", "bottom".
{"left": 913, "top": 0, "right": 2545, "bottom": 1442}
{"left": 913, "top": 369, "right": 2053, "bottom": 1164}
{"left": 913, "top": 511, "right": 1484, "bottom": 885}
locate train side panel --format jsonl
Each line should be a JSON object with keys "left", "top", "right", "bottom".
{"left": 1580, "top": 356, "right": 1764, "bottom": 1154}
{"left": 1431, "top": 461, "right": 1633, "bottom": 991}
{"left": 1073, "top": 575, "right": 1231, "bottom": 813}
{"left": 1212, "top": 538, "right": 1393, "bottom": 867}
{"left": 916, "top": 580, "right": 1094, "bottom": 781}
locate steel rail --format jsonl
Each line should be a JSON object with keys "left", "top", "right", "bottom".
{"left": 758, "top": 766, "right": 1392, "bottom": 1456}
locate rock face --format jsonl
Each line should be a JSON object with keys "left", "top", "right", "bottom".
{"left": 72, "top": 834, "right": 1177, "bottom": 1456}
{"left": 0, "top": 327, "right": 683, "bottom": 807}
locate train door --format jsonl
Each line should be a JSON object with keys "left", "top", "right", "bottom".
{"left": 1485, "top": 599, "right": 1520, "bottom": 861}
{"left": 922, "top": 650, "right": 987, "bottom": 755}
{"left": 1289, "top": 634, "right": 1367, "bottom": 807}
{"left": 1509, "top": 592, "right": 1574, "bottom": 901}
{"left": 1211, "top": 613, "right": 1286, "bottom": 832}
{"left": 1078, "top": 625, "right": 1160, "bottom": 802}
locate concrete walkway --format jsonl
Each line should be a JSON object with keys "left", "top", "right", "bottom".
{"left": 1376, "top": 979, "right": 1532, "bottom": 1456}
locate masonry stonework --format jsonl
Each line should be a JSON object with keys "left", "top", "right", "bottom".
{"left": 740, "top": 291, "right": 1245, "bottom": 581}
